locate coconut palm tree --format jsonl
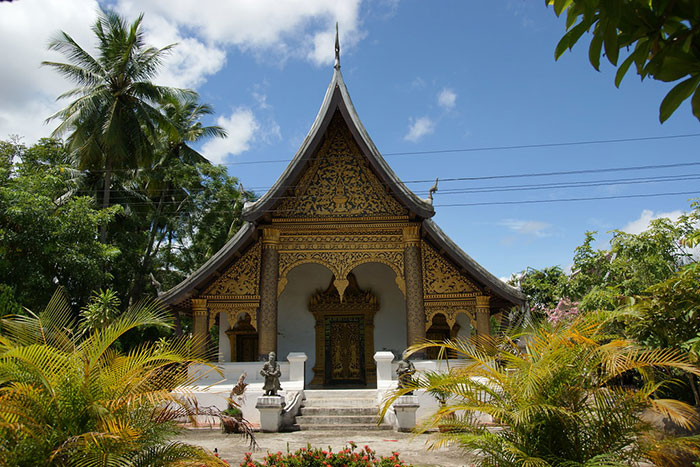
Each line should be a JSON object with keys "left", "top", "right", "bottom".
{"left": 382, "top": 312, "right": 700, "bottom": 466}
{"left": 43, "top": 9, "right": 187, "bottom": 243}
{"left": 0, "top": 289, "right": 229, "bottom": 466}
{"left": 126, "top": 93, "right": 228, "bottom": 304}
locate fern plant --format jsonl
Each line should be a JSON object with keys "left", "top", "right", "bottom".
{"left": 0, "top": 289, "right": 227, "bottom": 466}
{"left": 382, "top": 311, "right": 700, "bottom": 466}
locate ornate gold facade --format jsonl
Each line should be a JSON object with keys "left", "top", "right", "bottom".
{"left": 274, "top": 113, "right": 408, "bottom": 219}
{"left": 192, "top": 113, "right": 494, "bottom": 369}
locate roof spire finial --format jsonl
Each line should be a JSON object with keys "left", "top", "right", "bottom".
{"left": 334, "top": 22, "right": 340, "bottom": 70}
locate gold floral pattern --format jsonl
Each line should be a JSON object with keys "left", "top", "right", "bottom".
{"left": 274, "top": 112, "right": 407, "bottom": 218}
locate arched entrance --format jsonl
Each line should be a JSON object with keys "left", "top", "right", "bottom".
{"left": 308, "top": 273, "right": 378, "bottom": 387}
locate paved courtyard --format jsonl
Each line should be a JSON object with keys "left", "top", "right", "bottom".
{"left": 180, "top": 428, "right": 477, "bottom": 466}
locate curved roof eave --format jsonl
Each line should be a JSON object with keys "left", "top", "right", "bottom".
{"left": 242, "top": 67, "right": 435, "bottom": 221}
{"left": 422, "top": 219, "right": 526, "bottom": 306}
{"left": 159, "top": 222, "right": 256, "bottom": 307}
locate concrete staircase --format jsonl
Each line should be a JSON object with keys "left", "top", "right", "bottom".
{"left": 295, "top": 389, "right": 391, "bottom": 431}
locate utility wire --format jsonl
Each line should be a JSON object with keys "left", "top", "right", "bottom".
{"left": 57, "top": 132, "right": 700, "bottom": 172}
{"left": 217, "top": 132, "right": 700, "bottom": 166}
{"left": 436, "top": 191, "right": 700, "bottom": 207}
{"left": 101, "top": 190, "right": 700, "bottom": 213}
{"left": 86, "top": 172, "right": 700, "bottom": 204}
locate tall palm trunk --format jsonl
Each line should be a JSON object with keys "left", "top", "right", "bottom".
{"left": 100, "top": 157, "right": 112, "bottom": 244}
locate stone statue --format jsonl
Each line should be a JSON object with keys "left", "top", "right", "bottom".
{"left": 260, "top": 351, "right": 282, "bottom": 396}
{"left": 396, "top": 352, "right": 416, "bottom": 395}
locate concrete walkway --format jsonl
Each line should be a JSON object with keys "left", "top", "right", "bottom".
{"left": 179, "top": 429, "right": 477, "bottom": 466}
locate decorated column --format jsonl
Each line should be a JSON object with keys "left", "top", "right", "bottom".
{"left": 191, "top": 298, "right": 209, "bottom": 358}
{"left": 259, "top": 228, "right": 280, "bottom": 360}
{"left": 402, "top": 225, "right": 426, "bottom": 353}
{"left": 475, "top": 295, "right": 491, "bottom": 336}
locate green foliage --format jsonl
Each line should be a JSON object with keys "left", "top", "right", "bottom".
{"left": 0, "top": 139, "right": 120, "bottom": 309}
{"left": 625, "top": 267, "right": 700, "bottom": 355}
{"left": 0, "top": 10, "right": 243, "bottom": 313}
{"left": 44, "top": 9, "right": 184, "bottom": 218}
{"left": 0, "top": 289, "right": 225, "bottom": 466}
{"left": 383, "top": 313, "right": 700, "bottom": 466}
{"left": 549, "top": 0, "right": 700, "bottom": 122}
{"left": 511, "top": 266, "right": 568, "bottom": 323}
{"left": 0, "top": 284, "right": 22, "bottom": 319}
{"left": 222, "top": 406, "right": 242, "bottom": 418}
{"left": 515, "top": 266, "right": 568, "bottom": 310}
{"left": 239, "top": 443, "right": 411, "bottom": 467}
{"left": 564, "top": 207, "right": 697, "bottom": 311}
{"left": 79, "top": 288, "right": 120, "bottom": 332}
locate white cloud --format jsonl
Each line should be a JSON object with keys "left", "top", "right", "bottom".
{"left": 404, "top": 116, "right": 434, "bottom": 142}
{"left": 622, "top": 209, "right": 684, "bottom": 235}
{"left": 500, "top": 219, "right": 552, "bottom": 237}
{"left": 0, "top": 0, "right": 99, "bottom": 141}
{"left": 115, "top": 0, "right": 364, "bottom": 67}
{"left": 201, "top": 108, "right": 260, "bottom": 164}
{"left": 127, "top": 13, "right": 226, "bottom": 89}
{"left": 0, "top": 0, "right": 367, "bottom": 143}
{"left": 437, "top": 88, "right": 457, "bottom": 110}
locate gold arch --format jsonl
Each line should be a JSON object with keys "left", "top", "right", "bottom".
{"left": 278, "top": 258, "right": 338, "bottom": 297}
{"left": 346, "top": 258, "right": 406, "bottom": 297}
{"left": 425, "top": 305, "right": 475, "bottom": 331}
{"left": 226, "top": 309, "right": 258, "bottom": 332}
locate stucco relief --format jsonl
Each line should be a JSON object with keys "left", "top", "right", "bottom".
{"left": 203, "top": 243, "right": 261, "bottom": 297}
{"left": 421, "top": 241, "right": 479, "bottom": 296}
{"left": 273, "top": 112, "right": 407, "bottom": 218}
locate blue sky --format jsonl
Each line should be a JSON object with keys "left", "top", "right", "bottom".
{"left": 1, "top": 0, "right": 699, "bottom": 279}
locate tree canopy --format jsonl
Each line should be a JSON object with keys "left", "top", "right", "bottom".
{"left": 549, "top": 0, "right": 700, "bottom": 123}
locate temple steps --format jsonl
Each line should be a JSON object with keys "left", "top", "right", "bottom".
{"left": 295, "top": 389, "right": 391, "bottom": 431}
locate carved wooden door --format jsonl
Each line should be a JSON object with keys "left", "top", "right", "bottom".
{"left": 236, "top": 334, "right": 258, "bottom": 362}
{"left": 324, "top": 315, "right": 365, "bottom": 385}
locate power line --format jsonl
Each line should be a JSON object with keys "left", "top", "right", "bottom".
{"left": 382, "top": 133, "right": 700, "bottom": 157}
{"left": 55, "top": 132, "right": 700, "bottom": 172}
{"left": 105, "top": 190, "right": 700, "bottom": 212}
{"left": 436, "top": 190, "right": 700, "bottom": 207}
{"left": 220, "top": 132, "right": 700, "bottom": 166}
{"left": 87, "top": 172, "right": 700, "bottom": 204}
{"left": 403, "top": 161, "right": 700, "bottom": 184}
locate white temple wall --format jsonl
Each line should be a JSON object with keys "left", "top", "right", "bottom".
{"left": 277, "top": 263, "right": 333, "bottom": 384}
{"left": 352, "top": 262, "right": 407, "bottom": 360}
{"left": 455, "top": 311, "right": 472, "bottom": 340}
{"left": 218, "top": 312, "right": 231, "bottom": 362}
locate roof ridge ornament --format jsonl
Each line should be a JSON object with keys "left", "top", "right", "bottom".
{"left": 427, "top": 177, "right": 439, "bottom": 205}
{"left": 334, "top": 22, "right": 340, "bottom": 70}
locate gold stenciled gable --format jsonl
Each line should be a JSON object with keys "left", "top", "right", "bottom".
{"left": 161, "top": 53, "right": 525, "bottom": 364}
{"left": 274, "top": 112, "right": 408, "bottom": 219}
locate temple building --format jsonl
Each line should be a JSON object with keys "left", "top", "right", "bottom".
{"left": 161, "top": 37, "right": 524, "bottom": 389}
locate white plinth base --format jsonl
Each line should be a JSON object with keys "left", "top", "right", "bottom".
{"left": 393, "top": 395, "right": 419, "bottom": 432}
{"left": 256, "top": 396, "right": 285, "bottom": 432}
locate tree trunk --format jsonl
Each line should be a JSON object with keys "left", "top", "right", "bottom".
{"left": 689, "top": 374, "right": 700, "bottom": 407}
{"left": 100, "top": 157, "right": 112, "bottom": 244}
{"left": 173, "top": 308, "right": 183, "bottom": 336}
{"left": 130, "top": 183, "right": 168, "bottom": 303}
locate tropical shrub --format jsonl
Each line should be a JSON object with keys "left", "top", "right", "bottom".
{"left": 383, "top": 311, "right": 700, "bottom": 466}
{"left": 239, "top": 442, "right": 411, "bottom": 467}
{"left": 0, "top": 289, "right": 228, "bottom": 466}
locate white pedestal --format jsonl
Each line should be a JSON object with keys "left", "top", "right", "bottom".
{"left": 286, "top": 352, "right": 307, "bottom": 390}
{"left": 374, "top": 351, "right": 395, "bottom": 390}
{"left": 393, "top": 395, "right": 419, "bottom": 432}
{"left": 256, "top": 396, "right": 285, "bottom": 432}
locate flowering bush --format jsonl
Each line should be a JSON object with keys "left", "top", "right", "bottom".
{"left": 239, "top": 442, "right": 411, "bottom": 467}
{"left": 544, "top": 298, "right": 579, "bottom": 323}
